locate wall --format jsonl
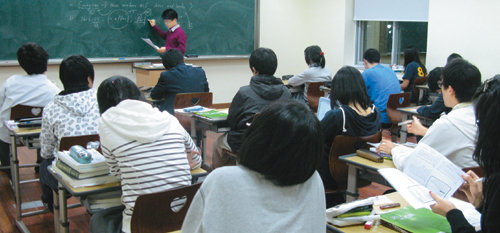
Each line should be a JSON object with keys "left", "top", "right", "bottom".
{"left": 427, "top": 0, "right": 500, "bottom": 80}
{"left": 0, "top": 0, "right": 357, "bottom": 103}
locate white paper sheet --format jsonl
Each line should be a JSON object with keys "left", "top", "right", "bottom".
{"left": 141, "top": 38, "right": 160, "bottom": 50}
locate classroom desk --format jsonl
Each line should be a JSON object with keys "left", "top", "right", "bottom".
{"left": 396, "top": 106, "right": 434, "bottom": 143}
{"left": 49, "top": 166, "right": 207, "bottom": 233}
{"left": 185, "top": 109, "right": 230, "bottom": 162}
{"left": 4, "top": 121, "right": 46, "bottom": 233}
{"left": 320, "top": 85, "right": 330, "bottom": 97}
{"left": 327, "top": 192, "right": 407, "bottom": 233}
{"left": 339, "top": 153, "right": 395, "bottom": 202}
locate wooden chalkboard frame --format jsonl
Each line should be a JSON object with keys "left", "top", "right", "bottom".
{"left": 0, "top": 0, "right": 260, "bottom": 66}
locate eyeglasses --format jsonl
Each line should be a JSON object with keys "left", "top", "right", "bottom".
{"left": 437, "top": 81, "right": 443, "bottom": 89}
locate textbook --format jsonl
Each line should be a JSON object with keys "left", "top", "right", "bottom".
{"left": 55, "top": 160, "right": 109, "bottom": 179}
{"left": 57, "top": 150, "right": 108, "bottom": 173}
{"left": 52, "top": 165, "right": 119, "bottom": 188}
{"left": 194, "top": 110, "right": 228, "bottom": 120}
{"left": 378, "top": 143, "right": 465, "bottom": 209}
{"left": 380, "top": 206, "right": 451, "bottom": 233}
{"left": 82, "top": 190, "right": 122, "bottom": 213}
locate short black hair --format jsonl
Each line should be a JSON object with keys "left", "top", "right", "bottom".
{"left": 447, "top": 53, "right": 463, "bottom": 65}
{"left": 249, "top": 48, "right": 278, "bottom": 75}
{"left": 304, "top": 45, "right": 325, "bottom": 68}
{"left": 363, "top": 48, "right": 380, "bottom": 64}
{"left": 427, "top": 67, "right": 443, "bottom": 92}
{"left": 330, "top": 66, "right": 372, "bottom": 110}
{"left": 238, "top": 100, "right": 323, "bottom": 186}
{"left": 17, "top": 43, "right": 49, "bottom": 75}
{"left": 59, "top": 55, "right": 94, "bottom": 91}
{"left": 472, "top": 75, "right": 500, "bottom": 179}
{"left": 442, "top": 59, "right": 481, "bottom": 103}
{"left": 403, "top": 46, "right": 427, "bottom": 75}
{"left": 161, "top": 8, "right": 178, "bottom": 20}
{"left": 161, "top": 49, "right": 184, "bottom": 69}
{"left": 97, "top": 76, "right": 141, "bottom": 114}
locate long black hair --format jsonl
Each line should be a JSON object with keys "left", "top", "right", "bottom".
{"left": 403, "top": 47, "right": 427, "bottom": 75}
{"left": 330, "top": 66, "right": 372, "bottom": 110}
{"left": 238, "top": 100, "right": 323, "bottom": 186}
{"left": 472, "top": 75, "right": 500, "bottom": 180}
{"left": 304, "top": 45, "right": 325, "bottom": 68}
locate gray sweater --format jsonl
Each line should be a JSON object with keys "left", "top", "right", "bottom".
{"left": 181, "top": 166, "right": 326, "bottom": 233}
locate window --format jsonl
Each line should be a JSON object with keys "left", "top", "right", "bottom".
{"left": 355, "top": 21, "right": 428, "bottom": 66}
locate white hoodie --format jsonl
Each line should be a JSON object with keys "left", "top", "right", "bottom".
{"left": 98, "top": 99, "right": 201, "bottom": 233}
{"left": 392, "top": 103, "right": 478, "bottom": 169}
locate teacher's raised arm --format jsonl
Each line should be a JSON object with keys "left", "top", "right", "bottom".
{"left": 148, "top": 8, "right": 186, "bottom": 54}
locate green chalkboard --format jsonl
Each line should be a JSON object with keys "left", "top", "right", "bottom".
{"left": 0, "top": 0, "right": 255, "bottom": 60}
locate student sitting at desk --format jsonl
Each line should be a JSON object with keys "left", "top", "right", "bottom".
{"left": 361, "top": 48, "right": 401, "bottom": 128}
{"left": 416, "top": 67, "right": 452, "bottom": 120}
{"left": 287, "top": 45, "right": 332, "bottom": 104}
{"left": 319, "top": 66, "right": 380, "bottom": 191}
{"left": 0, "top": 43, "right": 60, "bottom": 180}
{"left": 182, "top": 101, "right": 325, "bottom": 233}
{"left": 378, "top": 59, "right": 481, "bottom": 169}
{"left": 150, "top": 49, "right": 209, "bottom": 115}
{"left": 39, "top": 55, "right": 100, "bottom": 210}
{"left": 92, "top": 76, "right": 201, "bottom": 233}
{"left": 400, "top": 47, "right": 427, "bottom": 103}
{"left": 430, "top": 75, "right": 500, "bottom": 233}
{"left": 211, "top": 48, "right": 291, "bottom": 169}
{"left": 148, "top": 8, "right": 187, "bottom": 54}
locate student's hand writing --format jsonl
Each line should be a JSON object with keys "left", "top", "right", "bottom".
{"left": 407, "top": 116, "right": 427, "bottom": 136}
{"left": 148, "top": 19, "right": 156, "bottom": 27}
{"left": 157, "top": 47, "right": 166, "bottom": 54}
{"left": 377, "top": 139, "right": 395, "bottom": 155}
{"left": 430, "top": 191, "right": 456, "bottom": 217}
{"left": 460, "top": 170, "right": 484, "bottom": 208}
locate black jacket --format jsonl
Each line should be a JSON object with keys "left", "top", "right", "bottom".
{"left": 151, "top": 63, "right": 209, "bottom": 114}
{"left": 227, "top": 74, "right": 291, "bottom": 153}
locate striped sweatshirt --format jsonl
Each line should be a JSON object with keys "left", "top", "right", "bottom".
{"left": 98, "top": 99, "right": 201, "bottom": 233}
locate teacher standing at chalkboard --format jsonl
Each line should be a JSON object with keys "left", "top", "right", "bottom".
{"left": 148, "top": 9, "right": 187, "bottom": 54}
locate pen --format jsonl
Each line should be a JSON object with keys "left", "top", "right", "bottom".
{"left": 476, "top": 177, "right": 484, "bottom": 183}
{"left": 397, "top": 120, "right": 413, "bottom": 126}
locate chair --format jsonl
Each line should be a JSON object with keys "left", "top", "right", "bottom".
{"left": 412, "top": 76, "right": 427, "bottom": 103}
{"left": 386, "top": 93, "right": 412, "bottom": 141}
{"left": 10, "top": 104, "right": 44, "bottom": 120}
{"left": 131, "top": 183, "right": 202, "bottom": 233}
{"left": 326, "top": 131, "right": 382, "bottom": 198}
{"left": 306, "top": 82, "right": 326, "bottom": 112}
{"left": 453, "top": 166, "right": 484, "bottom": 202}
{"left": 59, "top": 134, "right": 101, "bottom": 153}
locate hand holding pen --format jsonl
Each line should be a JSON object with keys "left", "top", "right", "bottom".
{"left": 406, "top": 116, "right": 428, "bottom": 136}
{"left": 460, "top": 170, "right": 484, "bottom": 208}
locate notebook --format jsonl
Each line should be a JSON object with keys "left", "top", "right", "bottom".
{"left": 380, "top": 206, "right": 451, "bottom": 233}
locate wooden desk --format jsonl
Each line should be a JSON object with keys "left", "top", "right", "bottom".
{"left": 396, "top": 106, "right": 434, "bottom": 143}
{"left": 134, "top": 65, "right": 165, "bottom": 87}
{"left": 4, "top": 121, "right": 45, "bottom": 233}
{"left": 339, "top": 154, "right": 395, "bottom": 202}
{"left": 415, "top": 85, "right": 429, "bottom": 104}
{"left": 327, "top": 192, "right": 407, "bottom": 233}
{"left": 49, "top": 166, "right": 207, "bottom": 233}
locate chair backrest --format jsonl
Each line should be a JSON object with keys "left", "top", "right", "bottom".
{"left": 307, "top": 82, "right": 326, "bottom": 112}
{"left": 412, "top": 76, "right": 427, "bottom": 102}
{"left": 59, "top": 134, "right": 101, "bottom": 153}
{"left": 131, "top": 183, "right": 202, "bottom": 233}
{"left": 174, "top": 92, "right": 213, "bottom": 109}
{"left": 328, "top": 131, "right": 382, "bottom": 189}
{"left": 10, "top": 104, "right": 44, "bottom": 120}
{"left": 386, "top": 92, "right": 411, "bottom": 124}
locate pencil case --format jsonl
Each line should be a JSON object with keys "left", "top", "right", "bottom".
{"left": 356, "top": 149, "right": 383, "bottom": 163}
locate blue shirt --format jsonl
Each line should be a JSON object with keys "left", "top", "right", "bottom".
{"left": 362, "top": 64, "right": 401, "bottom": 124}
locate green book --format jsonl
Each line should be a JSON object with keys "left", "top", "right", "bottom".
{"left": 56, "top": 160, "right": 109, "bottom": 179}
{"left": 194, "top": 110, "right": 228, "bottom": 120}
{"left": 380, "top": 206, "right": 451, "bottom": 233}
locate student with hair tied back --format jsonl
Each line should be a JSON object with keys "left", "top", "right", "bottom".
{"left": 429, "top": 75, "right": 500, "bottom": 233}
{"left": 401, "top": 47, "right": 427, "bottom": 102}
{"left": 287, "top": 45, "right": 332, "bottom": 104}
{"left": 181, "top": 100, "right": 326, "bottom": 233}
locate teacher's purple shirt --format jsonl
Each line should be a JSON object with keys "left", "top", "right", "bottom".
{"left": 153, "top": 24, "right": 186, "bottom": 54}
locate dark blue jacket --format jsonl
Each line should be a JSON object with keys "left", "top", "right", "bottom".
{"left": 151, "top": 63, "right": 209, "bottom": 114}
